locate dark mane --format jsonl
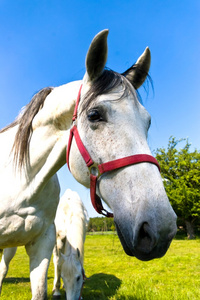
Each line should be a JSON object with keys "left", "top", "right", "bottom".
{"left": 80, "top": 65, "right": 152, "bottom": 114}
{"left": 0, "top": 87, "right": 53, "bottom": 169}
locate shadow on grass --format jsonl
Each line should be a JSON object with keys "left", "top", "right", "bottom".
{"left": 4, "top": 276, "right": 53, "bottom": 285}
{"left": 48, "top": 273, "right": 121, "bottom": 299}
{"left": 3, "top": 277, "right": 30, "bottom": 284}
{"left": 82, "top": 273, "right": 121, "bottom": 299}
{"left": 83, "top": 273, "right": 150, "bottom": 300}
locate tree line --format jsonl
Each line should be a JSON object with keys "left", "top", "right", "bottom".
{"left": 88, "top": 217, "right": 115, "bottom": 232}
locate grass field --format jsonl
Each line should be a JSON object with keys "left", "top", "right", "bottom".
{"left": 0, "top": 233, "right": 199, "bottom": 299}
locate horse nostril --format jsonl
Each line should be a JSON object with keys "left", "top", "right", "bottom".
{"left": 136, "top": 222, "right": 157, "bottom": 254}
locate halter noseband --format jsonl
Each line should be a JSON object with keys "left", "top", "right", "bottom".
{"left": 67, "top": 84, "right": 160, "bottom": 218}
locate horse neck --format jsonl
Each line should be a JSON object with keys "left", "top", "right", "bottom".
{"left": 65, "top": 201, "right": 87, "bottom": 263}
{"left": 24, "top": 80, "right": 82, "bottom": 183}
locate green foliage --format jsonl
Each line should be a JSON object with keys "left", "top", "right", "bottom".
{"left": 88, "top": 217, "right": 116, "bottom": 232}
{"left": 0, "top": 235, "right": 200, "bottom": 299}
{"left": 155, "top": 137, "right": 200, "bottom": 228}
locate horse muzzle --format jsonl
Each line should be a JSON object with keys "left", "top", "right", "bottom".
{"left": 114, "top": 213, "right": 177, "bottom": 261}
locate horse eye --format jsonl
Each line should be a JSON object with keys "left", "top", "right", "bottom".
{"left": 77, "top": 275, "right": 81, "bottom": 282}
{"left": 87, "top": 110, "right": 102, "bottom": 122}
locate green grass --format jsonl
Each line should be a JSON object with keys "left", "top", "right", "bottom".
{"left": 0, "top": 234, "right": 199, "bottom": 299}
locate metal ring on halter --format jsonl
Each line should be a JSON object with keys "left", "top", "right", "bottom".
{"left": 88, "top": 163, "right": 102, "bottom": 179}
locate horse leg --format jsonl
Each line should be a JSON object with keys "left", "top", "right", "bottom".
{"left": 0, "top": 247, "right": 17, "bottom": 294}
{"left": 52, "top": 244, "right": 62, "bottom": 298}
{"left": 52, "top": 235, "right": 66, "bottom": 298}
{"left": 25, "top": 223, "right": 56, "bottom": 300}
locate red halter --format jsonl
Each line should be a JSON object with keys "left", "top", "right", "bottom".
{"left": 67, "top": 84, "right": 160, "bottom": 218}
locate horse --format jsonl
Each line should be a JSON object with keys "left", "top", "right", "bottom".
{"left": 52, "top": 189, "right": 89, "bottom": 300}
{"left": 0, "top": 189, "right": 88, "bottom": 299}
{"left": 0, "top": 29, "right": 177, "bottom": 298}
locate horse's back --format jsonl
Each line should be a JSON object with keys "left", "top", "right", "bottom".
{"left": 55, "top": 189, "right": 89, "bottom": 242}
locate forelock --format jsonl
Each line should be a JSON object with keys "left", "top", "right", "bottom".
{"left": 80, "top": 68, "right": 131, "bottom": 114}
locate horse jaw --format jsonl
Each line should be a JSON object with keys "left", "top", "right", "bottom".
{"left": 98, "top": 164, "right": 177, "bottom": 260}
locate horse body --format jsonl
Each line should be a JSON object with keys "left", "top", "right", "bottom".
{"left": 53, "top": 189, "right": 89, "bottom": 300}
{"left": 0, "top": 126, "right": 60, "bottom": 298}
{"left": 0, "top": 81, "right": 81, "bottom": 299}
{"left": 0, "top": 81, "right": 82, "bottom": 248}
{"left": 0, "top": 122, "right": 60, "bottom": 248}
{"left": 0, "top": 29, "right": 177, "bottom": 298}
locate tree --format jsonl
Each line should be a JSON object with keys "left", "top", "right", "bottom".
{"left": 155, "top": 137, "right": 200, "bottom": 239}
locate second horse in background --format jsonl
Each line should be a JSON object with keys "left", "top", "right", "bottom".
{"left": 53, "top": 189, "right": 89, "bottom": 300}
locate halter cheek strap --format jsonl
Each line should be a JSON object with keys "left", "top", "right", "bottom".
{"left": 67, "top": 84, "right": 160, "bottom": 218}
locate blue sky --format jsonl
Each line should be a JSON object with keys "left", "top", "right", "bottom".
{"left": 0, "top": 1, "right": 199, "bottom": 217}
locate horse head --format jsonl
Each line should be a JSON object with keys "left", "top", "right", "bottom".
{"left": 68, "top": 30, "right": 177, "bottom": 261}
{"left": 61, "top": 247, "right": 84, "bottom": 300}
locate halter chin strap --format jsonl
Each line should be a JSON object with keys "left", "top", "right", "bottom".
{"left": 67, "top": 84, "right": 160, "bottom": 218}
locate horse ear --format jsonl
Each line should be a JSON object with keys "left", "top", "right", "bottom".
{"left": 85, "top": 29, "right": 109, "bottom": 81}
{"left": 123, "top": 47, "right": 151, "bottom": 89}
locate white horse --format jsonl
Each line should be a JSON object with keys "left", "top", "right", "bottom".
{"left": 0, "top": 189, "right": 88, "bottom": 299}
{"left": 0, "top": 29, "right": 177, "bottom": 298}
{"left": 52, "top": 189, "right": 89, "bottom": 300}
